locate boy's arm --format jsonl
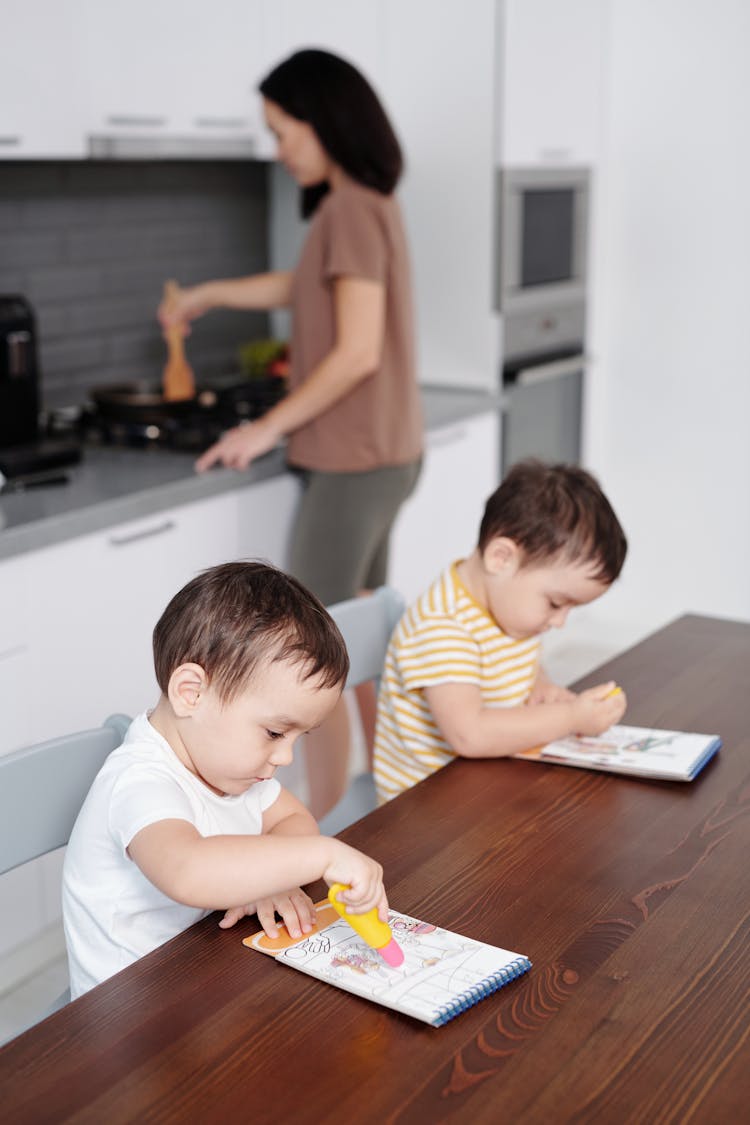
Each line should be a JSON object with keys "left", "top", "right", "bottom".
{"left": 126, "top": 817, "right": 385, "bottom": 919}
{"left": 527, "top": 665, "right": 576, "bottom": 705}
{"left": 261, "top": 786, "right": 319, "bottom": 836}
{"left": 424, "top": 679, "right": 627, "bottom": 758}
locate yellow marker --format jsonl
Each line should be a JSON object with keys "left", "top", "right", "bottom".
{"left": 606, "top": 685, "right": 623, "bottom": 699}
{"left": 328, "top": 883, "right": 404, "bottom": 967}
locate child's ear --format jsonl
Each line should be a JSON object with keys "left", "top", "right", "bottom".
{"left": 483, "top": 536, "right": 521, "bottom": 577}
{"left": 168, "top": 663, "right": 208, "bottom": 717}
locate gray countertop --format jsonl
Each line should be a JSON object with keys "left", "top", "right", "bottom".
{"left": 0, "top": 385, "right": 501, "bottom": 561}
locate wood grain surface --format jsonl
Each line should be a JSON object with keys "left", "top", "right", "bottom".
{"left": 1, "top": 614, "right": 749, "bottom": 1124}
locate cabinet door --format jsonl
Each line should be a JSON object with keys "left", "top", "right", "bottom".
{"left": 25, "top": 493, "right": 239, "bottom": 743}
{"left": 262, "top": 0, "right": 385, "bottom": 89}
{"left": 80, "top": 0, "right": 267, "bottom": 152}
{"left": 0, "top": 555, "right": 33, "bottom": 755}
{"left": 236, "top": 473, "right": 301, "bottom": 568}
{"left": 381, "top": 0, "right": 499, "bottom": 391}
{"left": 501, "top": 0, "right": 606, "bottom": 166}
{"left": 0, "top": 2, "right": 86, "bottom": 158}
{"left": 390, "top": 412, "right": 500, "bottom": 604}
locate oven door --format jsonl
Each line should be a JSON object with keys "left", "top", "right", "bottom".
{"left": 501, "top": 352, "right": 585, "bottom": 475}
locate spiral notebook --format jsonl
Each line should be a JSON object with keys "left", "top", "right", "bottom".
{"left": 515, "top": 724, "right": 721, "bottom": 782}
{"left": 244, "top": 899, "right": 531, "bottom": 1027}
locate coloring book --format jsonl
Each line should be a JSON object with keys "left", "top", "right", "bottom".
{"left": 244, "top": 900, "right": 530, "bottom": 1027}
{"left": 516, "top": 724, "right": 721, "bottom": 782}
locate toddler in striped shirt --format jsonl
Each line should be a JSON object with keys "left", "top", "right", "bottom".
{"left": 374, "top": 459, "right": 628, "bottom": 803}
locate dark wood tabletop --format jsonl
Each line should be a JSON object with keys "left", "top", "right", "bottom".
{"left": 2, "top": 613, "right": 749, "bottom": 1124}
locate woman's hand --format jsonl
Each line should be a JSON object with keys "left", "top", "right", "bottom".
{"left": 195, "top": 418, "right": 281, "bottom": 473}
{"left": 157, "top": 282, "right": 214, "bottom": 335}
{"left": 323, "top": 841, "right": 388, "bottom": 921}
{"left": 218, "top": 887, "right": 317, "bottom": 940}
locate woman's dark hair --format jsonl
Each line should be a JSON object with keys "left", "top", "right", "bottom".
{"left": 478, "top": 460, "right": 628, "bottom": 585}
{"left": 259, "top": 48, "right": 403, "bottom": 218}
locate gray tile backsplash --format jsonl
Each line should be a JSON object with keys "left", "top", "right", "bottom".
{"left": 0, "top": 161, "right": 271, "bottom": 409}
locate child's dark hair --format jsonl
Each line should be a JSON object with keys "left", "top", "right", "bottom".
{"left": 479, "top": 460, "right": 627, "bottom": 584}
{"left": 259, "top": 48, "right": 403, "bottom": 218}
{"left": 153, "top": 561, "right": 349, "bottom": 702}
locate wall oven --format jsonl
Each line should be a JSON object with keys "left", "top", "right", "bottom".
{"left": 495, "top": 167, "right": 590, "bottom": 474}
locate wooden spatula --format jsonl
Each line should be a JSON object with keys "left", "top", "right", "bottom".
{"left": 161, "top": 279, "right": 196, "bottom": 402}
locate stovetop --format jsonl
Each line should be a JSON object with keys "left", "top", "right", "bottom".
{"left": 44, "top": 376, "right": 286, "bottom": 454}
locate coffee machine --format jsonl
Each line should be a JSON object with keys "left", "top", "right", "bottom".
{"left": 0, "top": 295, "right": 80, "bottom": 481}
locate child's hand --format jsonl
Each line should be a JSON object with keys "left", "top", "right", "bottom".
{"left": 323, "top": 841, "right": 388, "bottom": 922}
{"left": 528, "top": 677, "right": 576, "bottom": 705}
{"left": 571, "top": 682, "right": 627, "bottom": 736}
{"left": 218, "top": 887, "right": 317, "bottom": 940}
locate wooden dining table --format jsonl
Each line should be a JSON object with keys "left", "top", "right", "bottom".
{"left": 2, "top": 613, "right": 749, "bottom": 1124}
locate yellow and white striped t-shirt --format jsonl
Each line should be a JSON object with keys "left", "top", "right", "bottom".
{"left": 373, "top": 563, "right": 541, "bottom": 803}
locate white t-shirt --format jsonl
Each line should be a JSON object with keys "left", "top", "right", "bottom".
{"left": 62, "top": 712, "right": 281, "bottom": 999}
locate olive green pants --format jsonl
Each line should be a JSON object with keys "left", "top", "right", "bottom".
{"left": 287, "top": 459, "right": 422, "bottom": 606}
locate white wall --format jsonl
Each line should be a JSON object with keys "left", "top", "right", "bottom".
{"left": 585, "top": 0, "right": 750, "bottom": 634}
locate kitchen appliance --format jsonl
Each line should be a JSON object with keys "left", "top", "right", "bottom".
{"left": 495, "top": 166, "right": 589, "bottom": 360}
{"left": 45, "top": 375, "right": 287, "bottom": 453}
{"left": 0, "top": 295, "right": 81, "bottom": 482}
{"left": 495, "top": 168, "right": 590, "bottom": 474}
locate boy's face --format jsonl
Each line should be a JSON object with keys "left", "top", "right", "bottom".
{"left": 177, "top": 657, "right": 341, "bottom": 797}
{"left": 484, "top": 541, "right": 610, "bottom": 640}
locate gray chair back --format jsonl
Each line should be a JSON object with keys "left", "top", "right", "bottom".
{"left": 0, "top": 714, "right": 131, "bottom": 876}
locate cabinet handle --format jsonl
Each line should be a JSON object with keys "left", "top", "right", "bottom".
{"left": 109, "top": 519, "right": 176, "bottom": 546}
{"left": 105, "top": 115, "right": 167, "bottom": 128}
{"left": 0, "top": 136, "right": 21, "bottom": 147}
{"left": 0, "top": 643, "right": 27, "bottom": 662}
{"left": 426, "top": 425, "right": 468, "bottom": 448}
{"left": 193, "top": 117, "right": 250, "bottom": 129}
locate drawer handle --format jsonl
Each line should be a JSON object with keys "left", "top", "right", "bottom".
{"left": 426, "top": 426, "right": 467, "bottom": 448}
{"left": 105, "top": 115, "right": 168, "bottom": 128}
{"left": 0, "top": 644, "right": 27, "bottom": 662}
{"left": 109, "top": 519, "right": 176, "bottom": 546}
{"left": 0, "top": 136, "right": 21, "bottom": 147}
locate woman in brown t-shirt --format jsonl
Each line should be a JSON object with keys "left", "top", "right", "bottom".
{"left": 159, "top": 49, "right": 423, "bottom": 821}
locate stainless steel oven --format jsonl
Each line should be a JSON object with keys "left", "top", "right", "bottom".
{"left": 495, "top": 167, "right": 590, "bottom": 474}
{"left": 501, "top": 348, "right": 585, "bottom": 474}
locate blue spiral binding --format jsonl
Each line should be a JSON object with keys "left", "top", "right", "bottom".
{"left": 432, "top": 955, "right": 532, "bottom": 1027}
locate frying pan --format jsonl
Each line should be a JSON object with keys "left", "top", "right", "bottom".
{"left": 88, "top": 381, "right": 217, "bottom": 425}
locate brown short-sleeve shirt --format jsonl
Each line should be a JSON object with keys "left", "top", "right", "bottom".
{"left": 286, "top": 181, "right": 423, "bottom": 473}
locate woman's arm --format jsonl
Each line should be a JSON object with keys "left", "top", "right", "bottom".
{"left": 194, "top": 275, "right": 385, "bottom": 471}
{"left": 158, "top": 271, "right": 295, "bottom": 330}
{"left": 424, "top": 680, "right": 628, "bottom": 759}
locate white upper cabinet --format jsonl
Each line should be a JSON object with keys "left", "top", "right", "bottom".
{"left": 79, "top": 0, "right": 268, "bottom": 156}
{"left": 262, "top": 0, "right": 385, "bottom": 90}
{"left": 381, "top": 0, "right": 499, "bottom": 391}
{"left": 500, "top": 0, "right": 606, "bottom": 167}
{"left": 0, "top": 2, "right": 86, "bottom": 158}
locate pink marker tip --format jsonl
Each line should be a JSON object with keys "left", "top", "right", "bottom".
{"left": 379, "top": 936, "right": 404, "bottom": 967}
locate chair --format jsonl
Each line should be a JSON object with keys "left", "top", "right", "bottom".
{"left": 0, "top": 713, "right": 131, "bottom": 1039}
{"left": 317, "top": 586, "right": 405, "bottom": 836}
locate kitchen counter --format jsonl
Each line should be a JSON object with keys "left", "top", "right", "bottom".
{"left": 0, "top": 386, "right": 501, "bottom": 561}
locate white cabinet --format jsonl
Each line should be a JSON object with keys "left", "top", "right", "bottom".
{"left": 500, "top": 0, "right": 606, "bottom": 166}
{"left": 0, "top": 2, "right": 86, "bottom": 158}
{"left": 262, "top": 1, "right": 385, "bottom": 88}
{"left": 0, "top": 555, "right": 33, "bottom": 756}
{"left": 381, "top": 0, "right": 499, "bottom": 391}
{"left": 79, "top": 0, "right": 268, "bottom": 155}
{"left": 236, "top": 472, "right": 301, "bottom": 567}
{"left": 24, "top": 492, "right": 239, "bottom": 744}
{"left": 390, "top": 411, "right": 500, "bottom": 604}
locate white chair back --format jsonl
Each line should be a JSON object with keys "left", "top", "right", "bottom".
{"left": 317, "top": 586, "right": 405, "bottom": 836}
{"left": 0, "top": 714, "right": 131, "bottom": 876}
